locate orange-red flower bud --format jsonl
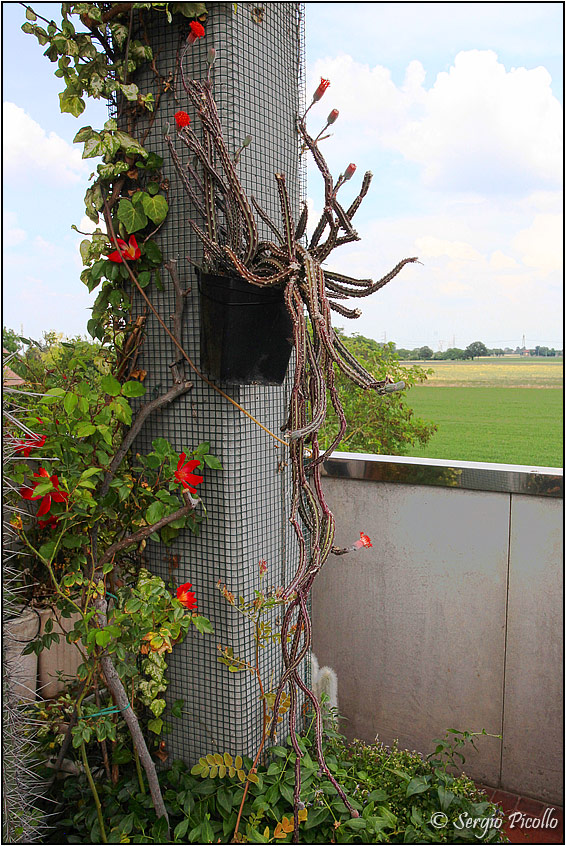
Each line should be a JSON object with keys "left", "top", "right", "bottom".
{"left": 327, "top": 109, "right": 339, "bottom": 125}
{"left": 344, "top": 163, "right": 357, "bottom": 181}
{"left": 313, "top": 77, "right": 330, "bottom": 102}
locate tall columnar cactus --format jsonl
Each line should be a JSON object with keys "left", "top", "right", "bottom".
{"left": 2, "top": 362, "right": 44, "bottom": 843}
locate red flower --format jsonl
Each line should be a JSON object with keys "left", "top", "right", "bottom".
{"left": 107, "top": 235, "right": 141, "bottom": 263}
{"left": 187, "top": 20, "right": 205, "bottom": 43}
{"left": 344, "top": 163, "right": 357, "bottom": 181}
{"left": 174, "top": 453, "right": 203, "bottom": 495}
{"left": 175, "top": 110, "right": 191, "bottom": 129}
{"left": 313, "top": 77, "right": 330, "bottom": 102}
{"left": 353, "top": 532, "right": 372, "bottom": 550}
{"left": 20, "top": 468, "right": 69, "bottom": 518}
{"left": 327, "top": 108, "right": 339, "bottom": 125}
{"left": 259, "top": 559, "right": 268, "bottom": 578}
{"left": 177, "top": 582, "right": 197, "bottom": 611}
{"left": 14, "top": 433, "right": 46, "bottom": 457}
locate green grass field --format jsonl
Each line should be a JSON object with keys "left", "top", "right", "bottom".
{"left": 401, "top": 358, "right": 563, "bottom": 467}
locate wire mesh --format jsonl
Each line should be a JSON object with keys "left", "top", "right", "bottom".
{"left": 124, "top": 3, "right": 307, "bottom": 764}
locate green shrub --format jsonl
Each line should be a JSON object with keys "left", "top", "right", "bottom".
{"left": 46, "top": 716, "right": 506, "bottom": 843}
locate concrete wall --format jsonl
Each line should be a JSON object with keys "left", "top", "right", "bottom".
{"left": 312, "top": 455, "right": 563, "bottom": 804}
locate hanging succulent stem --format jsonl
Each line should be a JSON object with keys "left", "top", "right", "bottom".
{"left": 170, "top": 52, "right": 420, "bottom": 837}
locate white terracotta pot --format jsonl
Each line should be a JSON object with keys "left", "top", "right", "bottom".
{"left": 3, "top": 607, "right": 41, "bottom": 703}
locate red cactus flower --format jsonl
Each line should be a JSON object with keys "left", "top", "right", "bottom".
{"left": 177, "top": 582, "right": 197, "bottom": 611}
{"left": 327, "top": 108, "right": 339, "bottom": 125}
{"left": 174, "top": 453, "right": 203, "bottom": 495}
{"left": 14, "top": 434, "right": 46, "bottom": 457}
{"left": 187, "top": 20, "right": 205, "bottom": 44}
{"left": 107, "top": 235, "right": 141, "bottom": 263}
{"left": 313, "top": 77, "right": 330, "bottom": 102}
{"left": 20, "top": 468, "right": 69, "bottom": 518}
{"left": 344, "top": 163, "right": 357, "bottom": 181}
{"left": 175, "top": 110, "right": 191, "bottom": 129}
{"left": 353, "top": 532, "right": 372, "bottom": 550}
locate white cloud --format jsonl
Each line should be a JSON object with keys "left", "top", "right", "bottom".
{"left": 513, "top": 214, "right": 563, "bottom": 275}
{"left": 415, "top": 236, "right": 482, "bottom": 262}
{"left": 309, "top": 49, "right": 563, "bottom": 195}
{"left": 3, "top": 101, "right": 87, "bottom": 183}
{"left": 490, "top": 251, "right": 520, "bottom": 271}
{"left": 314, "top": 202, "right": 562, "bottom": 348}
{"left": 3, "top": 211, "right": 26, "bottom": 247}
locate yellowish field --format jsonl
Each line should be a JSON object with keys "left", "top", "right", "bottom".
{"left": 407, "top": 358, "right": 563, "bottom": 388}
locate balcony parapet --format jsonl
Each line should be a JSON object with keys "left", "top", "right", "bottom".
{"left": 322, "top": 452, "right": 563, "bottom": 498}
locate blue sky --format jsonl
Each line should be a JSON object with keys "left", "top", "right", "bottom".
{"left": 3, "top": 2, "right": 563, "bottom": 349}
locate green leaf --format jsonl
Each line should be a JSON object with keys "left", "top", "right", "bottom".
{"left": 142, "top": 239, "right": 162, "bottom": 264}
{"left": 145, "top": 501, "right": 166, "bottom": 525}
{"left": 191, "top": 616, "right": 214, "bottom": 634}
{"left": 438, "top": 784, "right": 455, "bottom": 810}
{"left": 344, "top": 818, "right": 367, "bottom": 831}
{"left": 100, "top": 374, "right": 122, "bottom": 396}
{"left": 217, "top": 785, "right": 233, "bottom": 814}
{"left": 26, "top": 7, "right": 37, "bottom": 20}
{"left": 73, "top": 125, "right": 95, "bottom": 143}
{"left": 116, "top": 198, "right": 147, "bottom": 234}
{"left": 59, "top": 91, "right": 85, "bottom": 117}
{"left": 366, "top": 789, "right": 388, "bottom": 803}
{"left": 120, "top": 82, "right": 139, "bottom": 102}
{"left": 121, "top": 380, "right": 146, "bottom": 397}
{"left": 82, "top": 132, "right": 105, "bottom": 158}
{"left": 174, "top": 819, "right": 190, "bottom": 840}
{"left": 138, "top": 270, "right": 151, "bottom": 288}
{"left": 141, "top": 192, "right": 168, "bottom": 224}
{"left": 147, "top": 717, "right": 163, "bottom": 735}
{"left": 406, "top": 776, "right": 430, "bottom": 797}
{"left": 95, "top": 629, "right": 111, "bottom": 648}
{"left": 203, "top": 453, "right": 222, "bottom": 469}
{"left": 171, "top": 699, "right": 184, "bottom": 718}
{"left": 151, "top": 437, "right": 172, "bottom": 456}
{"left": 75, "top": 422, "right": 96, "bottom": 437}
{"left": 63, "top": 392, "right": 78, "bottom": 414}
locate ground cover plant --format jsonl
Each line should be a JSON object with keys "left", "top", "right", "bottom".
{"left": 35, "top": 701, "right": 506, "bottom": 844}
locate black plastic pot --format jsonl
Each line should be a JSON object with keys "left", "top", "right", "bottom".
{"left": 198, "top": 270, "right": 294, "bottom": 385}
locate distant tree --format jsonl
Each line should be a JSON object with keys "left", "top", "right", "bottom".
{"left": 444, "top": 347, "right": 465, "bottom": 360}
{"left": 4, "top": 332, "right": 106, "bottom": 381}
{"left": 432, "top": 351, "right": 447, "bottom": 360}
{"left": 465, "top": 341, "right": 488, "bottom": 360}
{"left": 318, "top": 332, "right": 437, "bottom": 456}
{"left": 396, "top": 348, "right": 412, "bottom": 360}
{"left": 548, "top": 348, "right": 556, "bottom": 357}
{"left": 3, "top": 327, "right": 22, "bottom": 354}
{"left": 418, "top": 346, "right": 434, "bottom": 360}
